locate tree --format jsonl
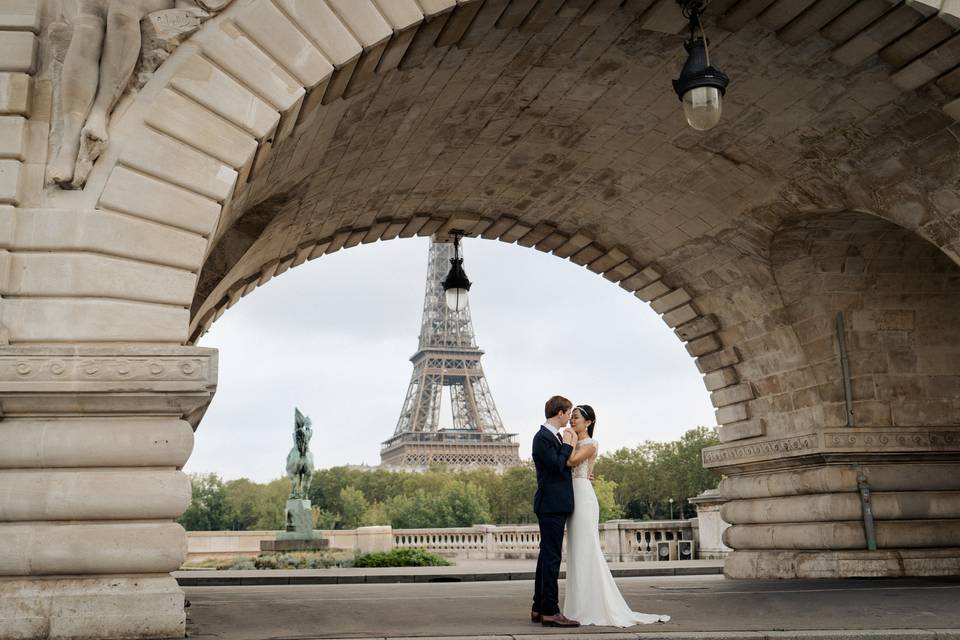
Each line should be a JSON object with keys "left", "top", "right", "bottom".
{"left": 178, "top": 473, "right": 234, "bottom": 531}
{"left": 223, "top": 478, "right": 261, "bottom": 530}
{"left": 437, "top": 480, "right": 491, "bottom": 527}
{"left": 361, "top": 501, "right": 390, "bottom": 526}
{"left": 593, "top": 477, "right": 624, "bottom": 522}
{"left": 339, "top": 486, "right": 369, "bottom": 529}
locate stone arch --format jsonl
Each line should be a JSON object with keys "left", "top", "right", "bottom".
{"left": 713, "top": 208, "right": 960, "bottom": 578}
{"left": 7, "top": 0, "right": 960, "bottom": 635}
{"left": 189, "top": 212, "right": 743, "bottom": 429}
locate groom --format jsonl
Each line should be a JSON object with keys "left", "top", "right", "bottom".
{"left": 530, "top": 395, "right": 580, "bottom": 627}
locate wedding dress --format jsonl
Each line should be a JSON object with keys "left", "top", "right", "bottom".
{"left": 562, "top": 438, "right": 670, "bottom": 627}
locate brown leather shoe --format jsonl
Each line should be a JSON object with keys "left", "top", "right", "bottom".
{"left": 541, "top": 613, "right": 580, "bottom": 627}
{"left": 531, "top": 610, "right": 542, "bottom": 623}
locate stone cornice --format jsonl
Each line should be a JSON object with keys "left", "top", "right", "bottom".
{"left": 703, "top": 427, "right": 960, "bottom": 472}
{"left": 0, "top": 346, "right": 217, "bottom": 417}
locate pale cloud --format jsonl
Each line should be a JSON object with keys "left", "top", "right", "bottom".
{"left": 188, "top": 237, "right": 716, "bottom": 482}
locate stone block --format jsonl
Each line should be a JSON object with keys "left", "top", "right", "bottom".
{"left": 201, "top": 21, "right": 304, "bottom": 113}
{"left": 0, "top": 575, "right": 185, "bottom": 640}
{"left": 651, "top": 287, "right": 692, "bottom": 314}
{"left": 118, "top": 127, "right": 237, "bottom": 202}
{"left": 0, "top": 522, "right": 186, "bottom": 575}
{"left": 0, "top": 298, "right": 189, "bottom": 342}
{"left": 686, "top": 334, "right": 722, "bottom": 357}
{"left": 602, "top": 258, "right": 638, "bottom": 283}
{"left": 0, "top": 469, "right": 190, "bottom": 521}
{"left": 326, "top": 0, "right": 393, "bottom": 48}
{"left": 635, "top": 279, "right": 670, "bottom": 302}
{"left": 0, "top": 157, "right": 21, "bottom": 204}
{"left": 696, "top": 347, "right": 741, "bottom": 374}
{"left": 587, "top": 247, "right": 627, "bottom": 274}
{"left": 0, "top": 72, "right": 29, "bottom": 115}
{"left": 715, "top": 402, "right": 748, "bottom": 425}
{"left": 717, "top": 418, "right": 764, "bottom": 443}
{"left": 675, "top": 314, "right": 720, "bottom": 341}
{"left": 640, "top": 0, "right": 686, "bottom": 33}
{"left": 0, "top": 31, "right": 35, "bottom": 73}
{"left": 0, "top": 1, "right": 40, "bottom": 32}
{"left": 663, "top": 303, "right": 699, "bottom": 328}
{"left": 275, "top": 0, "right": 361, "bottom": 67}
{"left": 891, "top": 34, "right": 960, "bottom": 91}
{"left": 704, "top": 366, "right": 739, "bottom": 391}
{"left": 99, "top": 166, "right": 221, "bottom": 235}
{"left": 620, "top": 265, "right": 661, "bottom": 292}
{"left": 945, "top": 96, "right": 960, "bottom": 123}
{"left": 3, "top": 252, "right": 196, "bottom": 306}
{"left": 234, "top": 1, "right": 333, "bottom": 89}
{"left": 554, "top": 231, "right": 591, "bottom": 258}
{"left": 169, "top": 54, "right": 278, "bottom": 140}
{"left": 0, "top": 417, "right": 194, "bottom": 468}
{"left": 710, "top": 382, "right": 755, "bottom": 408}
{"left": 0, "top": 114, "right": 25, "bottom": 159}
{"left": 569, "top": 243, "right": 603, "bottom": 266}
{"left": 146, "top": 89, "right": 258, "bottom": 170}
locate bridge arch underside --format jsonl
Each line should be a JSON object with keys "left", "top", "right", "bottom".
{"left": 4, "top": 0, "right": 960, "bottom": 636}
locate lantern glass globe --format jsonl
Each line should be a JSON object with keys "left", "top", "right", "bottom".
{"left": 445, "top": 288, "right": 468, "bottom": 313}
{"left": 682, "top": 85, "right": 722, "bottom": 131}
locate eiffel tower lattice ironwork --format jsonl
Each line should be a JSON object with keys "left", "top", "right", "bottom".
{"left": 380, "top": 237, "right": 520, "bottom": 470}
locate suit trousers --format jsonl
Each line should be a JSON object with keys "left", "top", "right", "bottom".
{"left": 533, "top": 512, "right": 567, "bottom": 615}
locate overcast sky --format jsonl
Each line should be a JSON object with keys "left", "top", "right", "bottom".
{"left": 187, "top": 237, "right": 717, "bottom": 483}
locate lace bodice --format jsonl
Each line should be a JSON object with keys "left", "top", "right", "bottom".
{"left": 572, "top": 437, "right": 597, "bottom": 479}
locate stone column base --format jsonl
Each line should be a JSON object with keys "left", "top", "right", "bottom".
{"left": 0, "top": 574, "right": 184, "bottom": 639}
{"left": 725, "top": 548, "right": 960, "bottom": 579}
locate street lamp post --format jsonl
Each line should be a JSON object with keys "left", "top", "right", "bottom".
{"left": 669, "top": 497, "right": 675, "bottom": 520}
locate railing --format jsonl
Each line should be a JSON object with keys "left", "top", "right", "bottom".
{"left": 615, "top": 520, "right": 695, "bottom": 561}
{"left": 391, "top": 520, "right": 697, "bottom": 561}
{"left": 185, "top": 519, "right": 709, "bottom": 564}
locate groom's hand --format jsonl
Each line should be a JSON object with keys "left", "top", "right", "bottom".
{"left": 561, "top": 429, "right": 576, "bottom": 446}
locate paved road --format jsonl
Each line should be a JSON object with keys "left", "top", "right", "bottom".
{"left": 184, "top": 574, "right": 960, "bottom": 639}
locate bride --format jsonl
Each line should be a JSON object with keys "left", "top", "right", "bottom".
{"left": 561, "top": 404, "right": 670, "bottom": 627}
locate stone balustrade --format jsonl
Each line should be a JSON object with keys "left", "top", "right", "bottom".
{"left": 185, "top": 519, "right": 715, "bottom": 563}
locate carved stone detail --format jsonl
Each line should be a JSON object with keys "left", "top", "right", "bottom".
{"left": 702, "top": 433, "right": 819, "bottom": 466}
{"left": 44, "top": 0, "right": 235, "bottom": 189}
{"left": 1, "top": 354, "right": 211, "bottom": 383}
{"left": 823, "top": 429, "right": 960, "bottom": 451}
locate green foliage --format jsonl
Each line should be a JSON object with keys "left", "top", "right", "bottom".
{"left": 178, "top": 473, "right": 234, "bottom": 531}
{"left": 180, "top": 426, "right": 720, "bottom": 532}
{"left": 593, "top": 477, "right": 624, "bottom": 522}
{"left": 353, "top": 547, "right": 451, "bottom": 568}
{"left": 594, "top": 426, "right": 720, "bottom": 519}
{"left": 253, "top": 551, "right": 347, "bottom": 569}
{"left": 338, "top": 486, "right": 369, "bottom": 530}
{"left": 312, "top": 506, "right": 338, "bottom": 530}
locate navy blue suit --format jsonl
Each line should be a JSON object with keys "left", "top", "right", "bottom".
{"left": 531, "top": 425, "right": 574, "bottom": 616}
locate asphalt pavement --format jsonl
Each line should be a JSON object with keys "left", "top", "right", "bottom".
{"left": 183, "top": 572, "right": 960, "bottom": 640}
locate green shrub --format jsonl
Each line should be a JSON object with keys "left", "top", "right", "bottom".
{"left": 353, "top": 547, "right": 451, "bottom": 568}
{"left": 230, "top": 558, "right": 256, "bottom": 570}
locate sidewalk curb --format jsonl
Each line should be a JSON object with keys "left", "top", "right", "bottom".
{"left": 175, "top": 565, "right": 723, "bottom": 587}
{"left": 313, "top": 632, "right": 960, "bottom": 640}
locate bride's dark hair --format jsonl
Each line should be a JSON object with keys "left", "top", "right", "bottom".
{"left": 576, "top": 404, "right": 596, "bottom": 438}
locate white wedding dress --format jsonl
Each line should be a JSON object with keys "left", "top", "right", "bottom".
{"left": 562, "top": 438, "right": 670, "bottom": 627}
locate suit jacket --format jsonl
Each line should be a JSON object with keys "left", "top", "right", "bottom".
{"left": 532, "top": 425, "right": 574, "bottom": 514}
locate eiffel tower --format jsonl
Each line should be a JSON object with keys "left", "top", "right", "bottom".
{"left": 380, "top": 236, "right": 520, "bottom": 471}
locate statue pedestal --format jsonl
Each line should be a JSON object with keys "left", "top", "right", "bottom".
{"left": 260, "top": 499, "right": 326, "bottom": 552}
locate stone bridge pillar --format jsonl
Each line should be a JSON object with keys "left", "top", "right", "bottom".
{"left": 704, "top": 437, "right": 960, "bottom": 578}
{"left": 0, "top": 346, "right": 216, "bottom": 639}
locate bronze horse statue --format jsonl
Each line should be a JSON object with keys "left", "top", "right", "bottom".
{"left": 286, "top": 408, "right": 314, "bottom": 499}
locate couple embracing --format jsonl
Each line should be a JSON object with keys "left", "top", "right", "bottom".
{"left": 531, "top": 395, "right": 670, "bottom": 628}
